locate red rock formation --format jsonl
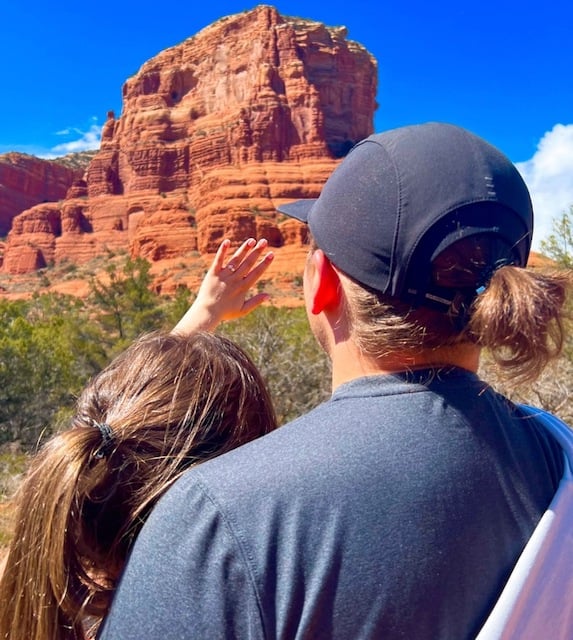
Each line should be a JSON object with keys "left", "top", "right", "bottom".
{"left": 0, "top": 154, "right": 83, "bottom": 236}
{"left": 2, "top": 5, "right": 377, "bottom": 279}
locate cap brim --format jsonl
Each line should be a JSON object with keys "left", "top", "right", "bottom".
{"left": 276, "top": 199, "right": 317, "bottom": 223}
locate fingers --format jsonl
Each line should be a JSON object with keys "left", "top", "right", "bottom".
{"left": 224, "top": 237, "right": 259, "bottom": 274}
{"left": 240, "top": 249, "right": 274, "bottom": 288}
{"left": 211, "top": 239, "right": 231, "bottom": 274}
{"left": 233, "top": 238, "right": 271, "bottom": 277}
{"left": 215, "top": 237, "right": 273, "bottom": 279}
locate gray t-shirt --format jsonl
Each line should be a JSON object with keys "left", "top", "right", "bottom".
{"left": 99, "top": 368, "right": 562, "bottom": 639}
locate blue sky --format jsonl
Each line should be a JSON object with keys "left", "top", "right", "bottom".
{"left": 1, "top": 0, "right": 572, "bottom": 249}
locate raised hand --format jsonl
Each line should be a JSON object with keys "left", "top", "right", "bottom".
{"left": 172, "top": 237, "right": 274, "bottom": 335}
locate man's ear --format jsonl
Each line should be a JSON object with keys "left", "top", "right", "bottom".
{"left": 309, "top": 250, "right": 341, "bottom": 315}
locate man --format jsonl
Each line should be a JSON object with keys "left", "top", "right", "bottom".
{"left": 99, "top": 123, "right": 566, "bottom": 639}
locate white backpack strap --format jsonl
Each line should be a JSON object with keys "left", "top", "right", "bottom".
{"left": 476, "top": 405, "right": 573, "bottom": 639}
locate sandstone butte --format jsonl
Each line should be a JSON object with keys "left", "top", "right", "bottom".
{"left": 0, "top": 5, "right": 377, "bottom": 301}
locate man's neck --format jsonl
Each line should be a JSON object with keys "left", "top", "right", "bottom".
{"left": 330, "top": 342, "right": 481, "bottom": 391}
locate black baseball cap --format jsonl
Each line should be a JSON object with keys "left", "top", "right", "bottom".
{"left": 277, "top": 122, "right": 533, "bottom": 307}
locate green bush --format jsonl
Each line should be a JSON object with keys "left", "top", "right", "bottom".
{"left": 0, "top": 253, "right": 332, "bottom": 451}
{"left": 220, "top": 306, "right": 331, "bottom": 425}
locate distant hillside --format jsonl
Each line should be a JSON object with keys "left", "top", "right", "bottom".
{"left": 51, "top": 150, "right": 98, "bottom": 170}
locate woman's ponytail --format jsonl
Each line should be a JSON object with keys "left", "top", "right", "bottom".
{"left": 0, "top": 424, "right": 119, "bottom": 640}
{"left": 0, "top": 331, "right": 277, "bottom": 640}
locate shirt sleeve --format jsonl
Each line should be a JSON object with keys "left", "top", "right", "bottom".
{"left": 97, "top": 473, "right": 265, "bottom": 640}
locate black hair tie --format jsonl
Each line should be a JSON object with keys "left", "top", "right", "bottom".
{"left": 93, "top": 421, "right": 115, "bottom": 459}
{"left": 476, "top": 257, "right": 515, "bottom": 295}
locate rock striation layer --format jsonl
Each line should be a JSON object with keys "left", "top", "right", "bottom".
{"left": 2, "top": 5, "right": 377, "bottom": 278}
{"left": 0, "top": 154, "right": 83, "bottom": 237}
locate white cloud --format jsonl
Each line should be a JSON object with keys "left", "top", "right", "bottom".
{"left": 48, "top": 122, "right": 102, "bottom": 156}
{"left": 516, "top": 124, "right": 573, "bottom": 251}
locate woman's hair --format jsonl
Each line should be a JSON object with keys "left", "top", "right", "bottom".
{"left": 340, "top": 234, "right": 572, "bottom": 384}
{"left": 0, "top": 331, "right": 277, "bottom": 640}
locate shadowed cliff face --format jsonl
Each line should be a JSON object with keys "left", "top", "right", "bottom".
{"left": 2, "top": 4, "right": 377, "bottom": 278}
{"left": 0, "top": 154, "right": 84, "bottom": 237}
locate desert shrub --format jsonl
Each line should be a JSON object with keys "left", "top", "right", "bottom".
{"left": 221, "top": 306, "right": 331, "bottom": 424}
{"left": 0, "top": 294, "right": 103, "bottom": 448}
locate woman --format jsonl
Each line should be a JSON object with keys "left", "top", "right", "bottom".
{"left": 0, "top": 237, "right": 276, "bottom": 640}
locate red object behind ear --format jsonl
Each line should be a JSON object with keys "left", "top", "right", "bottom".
{"left": 310, "top": 250, "right": 341, "bottom": 315}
